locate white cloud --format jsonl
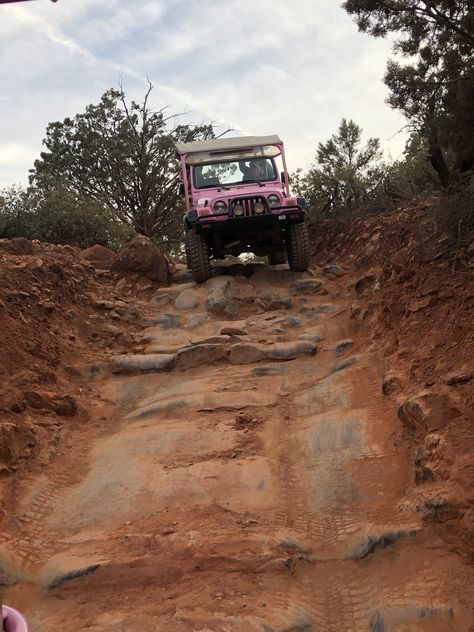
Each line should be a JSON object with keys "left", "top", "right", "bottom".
{"left": 0, "top": 0, "right": 407, "bottom": 188}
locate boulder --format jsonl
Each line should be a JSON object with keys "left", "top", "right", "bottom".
{"left": 81, "top": 244, "right": 116, "bottom": 269}
{"left": 260, "top": 294, "right": 293, "bottom": 311}
{"left": 10, "top": 237, "right": 34, "bottom": 255}
{"left": 229, "top": 343, "right": 266, "bottom": 365}
{"left": 22, "top": 391, "right": 77, "bottom": 416}
{"left": 174, "top": 289, "right": 200, "bottom": 310}
{"left": 205, "top": 277, "right": 235, "bottom": 316}
{"left": 175, "top": 343, "right": 227, "bottom": 369}
{"left": 266, "top": 340, "right": 317, "bottom": 360}
{"left": 112, "top": 235, "right": 170, "bottom": 284}
{"left": 110, "top": 353, "right": 176, "bottom": 374}
{"left": 397, "top": 390, "right": 461, "bottom": 434}
{"left": 381, "top": 372, "right": 404, "bottom": 395}
{"left": 299, "top": 333, "right": 323, "bottom": 343}
{"left": 353, "top": 273, "right": 377, "bottom": 296}
{"left": 333, "top": 339, "right": 354, "bottom": 357}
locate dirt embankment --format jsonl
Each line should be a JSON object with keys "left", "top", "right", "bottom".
{"left": 0, "top": 207, "right": 473, "bottom": 630}
{"left": 310, "top": 204, "right": 474, "bottom": 563}
{"left": 0, "top": 238, "right": 162, "bottom": 474}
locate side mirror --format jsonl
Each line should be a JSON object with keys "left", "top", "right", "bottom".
{"left": 281, "top": 172, "right": 291, "bottom": 185}
{"left": 179, "top": 182, "right": 185, "bottom": 196}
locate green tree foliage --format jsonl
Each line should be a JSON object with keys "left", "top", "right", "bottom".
{"left": 0, "top": 183, "right": 132, "bottom": 249}
{"left": 293, "top": 119, "right": 385, "bottom": 216}
{"left": 343, "top": 0, "right": 474, "bottom": 184}
{"left": 30, "top": 82, "right": 214, "bottom": 245}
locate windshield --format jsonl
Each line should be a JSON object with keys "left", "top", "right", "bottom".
{"left": 193, "top": 157, "right": 277, "bottom": 189}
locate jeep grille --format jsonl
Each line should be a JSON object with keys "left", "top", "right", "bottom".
{"left": 229, "top": 196, "right": 269, "bottom": 218}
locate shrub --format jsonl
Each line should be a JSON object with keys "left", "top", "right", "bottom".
{"left": 0, "top": 184, "right": 132, "bottom": 250}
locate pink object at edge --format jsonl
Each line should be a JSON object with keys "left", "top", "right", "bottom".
{"left": 2, "top": 606, "right": 30, "bottom": 632}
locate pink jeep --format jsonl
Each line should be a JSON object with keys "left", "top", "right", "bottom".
{"left": 2, "top": 606, "right": 30, "bottom": 632}
{"left": 175, "top": 135, "right": 310, "bottom": 283}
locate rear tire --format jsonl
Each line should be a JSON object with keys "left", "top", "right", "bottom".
{"left": 185, "top": 230, "right": 212, "bottom": 283}
{"left": 268, "top": 250, "right": 287, "bottom": 265}
{"left": 287, "top": 222, "right": 310, "bottom": 271}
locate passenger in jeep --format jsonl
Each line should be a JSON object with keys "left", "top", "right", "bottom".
{"left": 240, "top": 160, "right": 265, "bottom": 182}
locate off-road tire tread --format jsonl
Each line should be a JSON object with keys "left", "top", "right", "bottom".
{"left": 287, "top": 223, "right": 311, "bottom": 271}
{"left": 186, "top": 230, "right": 212, "bottom": 283}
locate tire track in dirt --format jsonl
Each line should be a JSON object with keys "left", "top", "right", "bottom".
{"left": 2, "top": 265, "right": 474, "bottom": 630}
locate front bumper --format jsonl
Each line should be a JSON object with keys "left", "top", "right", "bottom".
{"left": 190, "top": 207, "right": 306, "bottom": 234}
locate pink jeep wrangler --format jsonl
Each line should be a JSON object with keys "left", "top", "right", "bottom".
{"left": 175, "top": 135, "right": 310, "bottom": 283}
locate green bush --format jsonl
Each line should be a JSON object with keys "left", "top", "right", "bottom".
{"left": 0, "top": 184, "right": 133, "bottom": 250}
{"left": 432, "top": 185, "right": 474, "bottom": 248}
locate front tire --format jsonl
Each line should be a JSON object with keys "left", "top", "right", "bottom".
{"left": 287, "top": 222, "right": 310, "bottom": 271}
{"left": 185, "top": 230, "right": 212, "bottom": 283}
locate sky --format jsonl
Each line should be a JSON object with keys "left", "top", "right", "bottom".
{"left": 0, "top": 0, "right": 408, "bottom": 188}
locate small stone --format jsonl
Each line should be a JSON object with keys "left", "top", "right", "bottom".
{"left": 382, "top": 372, "right": 403, "bottom": 395}
{"left": 329, "top": 356, "right": 358, "bottom": 374}
{"left": 266, "top": 340, "right": 316, "bottom": 360}
{"left": 322, "top": 265, "right": 343, "bottom": 279}
{"left": 443, "top": 370, "right": 473, "bottom": 386}
{"left": 103, "top": 324, "right": 122, "bottom": 338}
{"left": 94, "top": 299, "right": 116, "bottom": 310}
{"left": 220, "top": 327, "right": 247, "bottom": 336}
{"left": 334, "top": 339, "right": 354, "bottom": 357}
{"left": 291, "top": 279, "right": 327, "bottom": 294}
{"left": 174, "top": 289, "right": 200, "bottom": 310}
{"left": 353, "top": 273, "right": 376, "bottom": 296}
{"left": 152, "top": 294, "right": 171, "bottom": 307}
{"left": 162, "top": 526, "right": 176, "bottom": 535}
{"left": 285, "top": 316, "right": 303, "bottom": 327}
{"left": 350, "top": 304, "right": 361, "bottom": 319}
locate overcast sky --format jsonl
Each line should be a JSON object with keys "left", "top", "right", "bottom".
{"left": 0, "top": 0, "right": 408, "bottom": 188}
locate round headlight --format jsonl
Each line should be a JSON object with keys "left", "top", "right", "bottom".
{"left": 267, "top": 194, "right": 280, "bottom": 207}
{"left": 254, "top": 202, "right": 265, "bottom": 214}
{"left": 213, "top": 200, "right": 227, "bottom": 213}
{"left": 233, "top": 204, "right": 244, "bottom": 216}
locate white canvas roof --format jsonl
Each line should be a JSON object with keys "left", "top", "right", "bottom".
{"left": 175, "top": 134, "right": 282, "bottom": 155}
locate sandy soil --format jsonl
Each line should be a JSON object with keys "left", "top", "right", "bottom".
{"left": 1, "top": 219, "right": 473, "bottom": 631}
